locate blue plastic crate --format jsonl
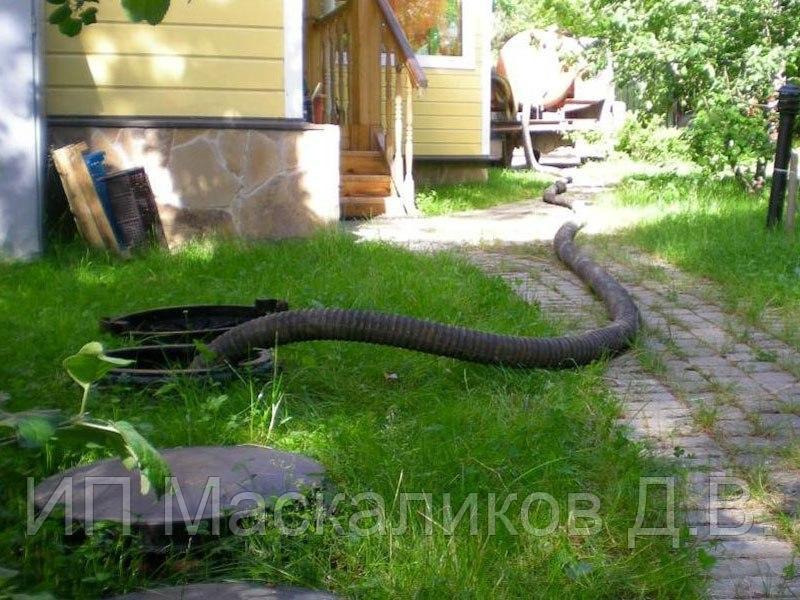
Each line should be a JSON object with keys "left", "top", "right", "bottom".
{"left": 82, "top": 151, "right": 125, "bottom": 247}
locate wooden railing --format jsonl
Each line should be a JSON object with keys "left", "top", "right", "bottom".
{"left": 307, "top": 3, "right": 352, "bottom": 134}
{"left": 307, "top": 0, "right": 427, "bottom": 211}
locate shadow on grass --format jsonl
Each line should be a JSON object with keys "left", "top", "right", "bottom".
{"left": 417, "top": 168, "right": 551, "bottom": 216}
{"left": 610, "top": 173, "right": 800, "bottom": 321}
{"left": 0, "top": 232, "right": 703, "bottom": 598}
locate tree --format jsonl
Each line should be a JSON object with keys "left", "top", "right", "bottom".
{"left": 528, "top": 0, "right": 800, "bottom": 183}
{"left": 47, "top": 0, "right": 171, "bottom": 36}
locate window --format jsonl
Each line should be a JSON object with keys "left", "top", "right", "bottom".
{"left": 390, "top": 0, "right": 464, "bottom": 58}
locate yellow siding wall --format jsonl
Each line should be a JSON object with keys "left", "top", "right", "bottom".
{"left": 45, "top": 0, "right": 286, "bottom": 118}
{"left": 413, "top": 6, "right": 488, "bottom": 156}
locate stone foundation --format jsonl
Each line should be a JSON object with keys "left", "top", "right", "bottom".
{"left": 49, "top": 122, "right": 340, "bottom": 247}
{"left": 414, "top": 162, "right": 489, "bottom": 186}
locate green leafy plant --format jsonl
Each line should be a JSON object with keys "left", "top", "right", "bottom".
{"left": 0, "top": 343, "right": 170, "bottom": 496}
{"left": 46, "top": 0, "right": 172, "bottom": 36}
{"left": 531, "top": 0, "right": 800, "bottom": 185}
{"left": 684, "top": 95, "right": 772, "bottom": 189}
{"left": 616, "top": 113, "right": 690, "bottom": 163}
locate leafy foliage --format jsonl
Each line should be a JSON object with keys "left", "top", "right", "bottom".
{"left": 46, "top": 0, "right": 171, "bottom": 36}
{"left": 63, "top": 342, "right": 131, "bottom": 394}
{"left": 616, "top": 113, "right": 690, "bottom": 163}
{"left": 683, "top": 95, "right": 772, "bottom": 184}
{"left": 494, "top": 0, "right": 800, "bottom": 180}
{"left": 0, "top": 343, "right": 170, "bottom": 497}
{"left": 584, "top": 0, "right": 800, "bottom": 178}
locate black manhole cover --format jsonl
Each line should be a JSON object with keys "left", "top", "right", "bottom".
{"left": 108, "top": 583, "right": 338, "bottom": 599}
{"left": 34, "top": 446, "right": 326, "bottom": 534}
{"left": 101, "top": 299, "right": 289, "bottom": 343}
{"left": 103, "top": 344, "right": 273, "bottom": 385}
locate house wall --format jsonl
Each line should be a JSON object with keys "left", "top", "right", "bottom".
{"left": 48, "top": 122, "right": 341, "bottom": 246}
{"left": 45, "top": 0, "right": 298, "bottom": 118}
{"left": 413, "top": 0, "right": 491, "bottom": 159}
{"left": 44, "top": 1, "right": 339, "bottom": 246}
{"left": 0, "top": 0, "right": 45, "bottom": 259}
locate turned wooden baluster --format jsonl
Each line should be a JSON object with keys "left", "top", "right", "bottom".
{"left": 393, "top": 68, "right": 405, "bottom": 186}
{"left": 337, "top": 22, "right": 346, "bottom": 125}
{"left": 323, "top": 27, "right": 333, "bottom": 122}
{"left": 330, "top": 25, "right": 340, "bottom": 123}
{"left": 403, "top": 70, "right": 414, "bottom": 200}
{"left": 384, "top": 48, "right": 394, "bottom": 155}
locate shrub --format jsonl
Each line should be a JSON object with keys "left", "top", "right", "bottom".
{"left": 615, "top": 113, "right": 690, "bottom": 163}
{"left": 684, "top": 96, "right": 772, "bottom": 180}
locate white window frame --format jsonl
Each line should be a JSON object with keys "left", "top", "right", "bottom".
{"left": 414, "top": 0, "right": 475, "bottom": 71}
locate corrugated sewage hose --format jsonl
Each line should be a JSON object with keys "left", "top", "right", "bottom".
{"left": 542, "top": 179, "right": 574, "bottom": 211}
{"left": 192, "top": 221, "right": 640, "bottom": 370}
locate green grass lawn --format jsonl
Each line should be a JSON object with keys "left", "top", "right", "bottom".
{"left": 605, "top": 174, "right": 800, "bottom": 330}
{"left": 0, "top": 233, "right": 702, "bottom": 598}
{"left": 417, "top": 168, "right": 550, "bottom": 216}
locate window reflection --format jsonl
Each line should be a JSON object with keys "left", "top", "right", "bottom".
{"left": 389, "top": 0, "right": 463, "bottom": 57}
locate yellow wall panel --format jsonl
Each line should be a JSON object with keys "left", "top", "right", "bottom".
{"left": 47, "top": 25, "right": 284, "bottom": 59}
{"left": 417, "top": 85, "right": 482, "bottom": 105}
{"left": 415, "top": 129, "right": 480, "bottom": 145}
{"left": 424, "top": 71, "right": 482, "bottom": 90}
{"left": 414, "top": 114, "right": 483, "bottom": 131}
{"left": 47, "top": 88, "right": 285, "bottom": 118}
{"left": 415, "top": 143, "right": 483, "bottom": 155}
{"left": 95, "top": 0, "right": 283, "bottom": 27}
{"left": 414, "top": 102, "right": 482, "bottom": 117}
{"left": 48, "top": 55, "right": 283, "bottom": 90}
{"left": 44, "top": 0, "right": 287, "bottom": 118}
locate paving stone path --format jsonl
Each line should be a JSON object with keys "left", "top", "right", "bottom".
{"left": 351, "top": 169, "right": 800, "bottom": 598}
{"left": 466, "top": 245, "right": 800, "bottom": 599}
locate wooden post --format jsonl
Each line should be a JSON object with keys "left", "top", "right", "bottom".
{"left": 323, "top": 30, "right": 333, "bottom": 122}
{"left": 786, "top": 150, "right": 798, "bottom": 232}
{"left": 349, "top": 0, "right": 382, "bottom": 149}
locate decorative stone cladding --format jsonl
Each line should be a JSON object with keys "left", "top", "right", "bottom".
{"left": 49, "top": 123, "right": 341, "bottom": 247}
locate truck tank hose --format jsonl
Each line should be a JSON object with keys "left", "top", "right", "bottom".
{"left": 542, "top": 179, "right": 573, "bottom": 211}
{"left": 192, "top": 222, "right": 640, "bottom": 369}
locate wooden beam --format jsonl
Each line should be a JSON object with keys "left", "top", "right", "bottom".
{"left": 349, "top": 0, "right": 382, "bottom": 149}
{"left": 51, "top": 143, "right": 123, "bottom": 255}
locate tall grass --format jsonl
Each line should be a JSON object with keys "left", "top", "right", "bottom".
{"left": 610, "top": 174, "right": 800, "bottom": 323}
{"left": 0, "top": 233, "right": 702, "bottom": 598}
{"left": 417, "top": 169, "right": 550, "bottom": 216}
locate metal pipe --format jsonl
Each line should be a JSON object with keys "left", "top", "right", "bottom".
{"left": 767, "top": 83, "right": 800, "bottom": 229}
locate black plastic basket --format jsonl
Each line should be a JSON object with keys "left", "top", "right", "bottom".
{"left": 102, "top": 167, "right": 166, "bottom": 249}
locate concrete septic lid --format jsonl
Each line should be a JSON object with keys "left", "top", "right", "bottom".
{"left": 108, "top": 583, "right": 338, "bottom": 599}
{"left": 34, "top": 446, "right": 326, "bottom": 527}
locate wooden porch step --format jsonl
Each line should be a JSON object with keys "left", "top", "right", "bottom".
{"left": 340, "top": 196, "right": 402, "bottom": 220}
{"left": 341, "top": 150, "right": 388, "bottom": 175}
{"left": 341, "top": 174, "right": 392, "bottom": 197}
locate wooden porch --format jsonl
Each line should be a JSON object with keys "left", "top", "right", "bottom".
{"left": 305, "top": 0, "right": 427, "bottom": 219}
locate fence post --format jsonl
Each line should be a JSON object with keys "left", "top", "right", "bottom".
{"left": 785, "top": 151, "right": 799, "bottom": 232}
{"left": 767, "top": 83, "right": 800, "bottom": 229}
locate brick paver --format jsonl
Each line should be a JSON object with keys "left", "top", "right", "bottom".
{"left": 467, "top": 247, "right": 800, "bottom": 599}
